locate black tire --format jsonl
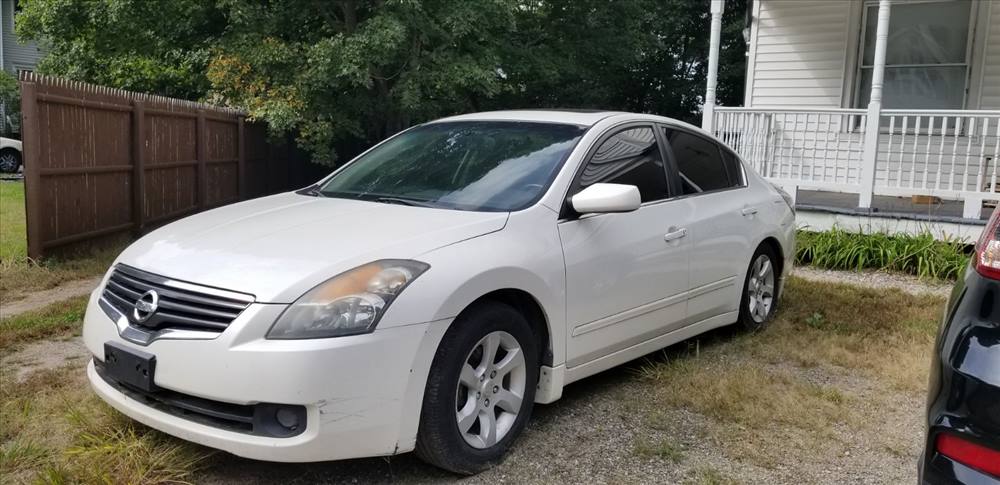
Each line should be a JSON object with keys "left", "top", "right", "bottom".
{"left": 738, "top": 245, "right": 780, "bottom": 331}
{"left": 0, "top": 148, "right": 20, "bottom": 173}
{"left": 414, "top": 300, "right": 539, "bottom": 475}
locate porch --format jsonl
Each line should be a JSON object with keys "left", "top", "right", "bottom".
{"left": 711, "top": 106, "right": 998, "bottom": 228}
{"left": 700, "top": 0, "right": 999, "bottom": 240}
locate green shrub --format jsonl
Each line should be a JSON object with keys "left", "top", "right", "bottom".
{"left": 795, "top": 229, "right": 971, "bottom": 280}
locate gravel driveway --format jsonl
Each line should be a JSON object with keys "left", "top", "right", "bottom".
{"left": 4, "top": 267, "right": 944, "bottom": 484}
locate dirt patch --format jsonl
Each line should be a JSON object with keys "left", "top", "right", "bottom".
{"left": 0, "top": 336, "right": 88, "bottom": 382}
{"left": 793, "top": 265, "right": 951, "bottom": 298}
{"left": 0, "top": 276, "right": 100, "bottom": 319}
{"left": 196, "top": 355, "right": 924, "bottom": 485}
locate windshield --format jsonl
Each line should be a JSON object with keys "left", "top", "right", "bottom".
{"left": 318, "top": 121, "right": 586, "bottom": 211}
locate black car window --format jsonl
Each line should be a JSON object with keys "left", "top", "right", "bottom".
{"left": 721, "top": 148, "right": 745, "bottom": 187}
{"left": 577, "top": 126, "right": 669, "bottom": 203}
{"left": 664, "top": 128, "right": 735, "bottom": 194}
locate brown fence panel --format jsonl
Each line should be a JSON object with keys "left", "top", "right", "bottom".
{"left": 19, "top": 73, "right": 316, "bottom": 260}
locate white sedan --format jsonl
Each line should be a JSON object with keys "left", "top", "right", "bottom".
{"left": 82, "top": 110, "right": 795, "bottom": 474}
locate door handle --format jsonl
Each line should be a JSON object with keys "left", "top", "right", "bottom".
{"left": 664, "top": 227, "right": 687, "bottom": 242}
{"left": 741, "top": 207, "right": 759, "bottom": 217}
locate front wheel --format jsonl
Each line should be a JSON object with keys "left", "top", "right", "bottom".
{"left": 739, "top": 246, "right": 779, "bottom": 330}
{"left": 0, "top": 148, "right": 20, "bottom": 173}
{"left": 415, "top": 301, "right": 538, "bottom": 475}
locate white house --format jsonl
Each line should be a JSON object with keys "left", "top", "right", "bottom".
{"left": 702, "top": 0, "right": 999, "bottom": 239}
{"left": 0, "top": 0, "right": 42, "bottom": 135}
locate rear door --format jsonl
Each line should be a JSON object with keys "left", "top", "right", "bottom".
{"left": 661, "top": 126, "right": 754, "bottom": 324}
{"left": 559, "top": 124, "right": 693, "bottom": 367}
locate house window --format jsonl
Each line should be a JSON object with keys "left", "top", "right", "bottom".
{"left": 854, "top": 0, "right": 973, "bottom": 110}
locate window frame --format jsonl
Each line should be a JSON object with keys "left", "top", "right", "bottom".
{"left": 559, "top": 121, "right": 676, "bottom": 220}
{"left": 659, "top": 124, "right": 748, "bottom": 199}
{"left": 851, "top": 0, "right": 977, "bottom": 111}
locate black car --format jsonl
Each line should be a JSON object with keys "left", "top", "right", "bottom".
{"left": 921, "top": 208, "right": 1000, "bottom": 484}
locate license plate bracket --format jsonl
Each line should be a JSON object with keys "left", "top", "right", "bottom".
{"left": 103, "top": 341, "right": 157, "bottom": 392}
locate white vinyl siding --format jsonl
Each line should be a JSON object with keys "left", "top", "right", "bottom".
{"left": 746, "top": 0, "right": 852, "bottom": 108}
{"left": 979, "top": 1, "right": 1000, "bottom": 109}
{"left": 1, "top": 0, "right": 42, "bottom": 74}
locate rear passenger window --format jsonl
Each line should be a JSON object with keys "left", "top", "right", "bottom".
{"left": 578, "top": 126, "right": 669, "bottom": 202}
{"left": 721, "top": 149, "right": 744, "bottom": 187}
{"left": 664, "top": 129, "right": 738, "bottom": 194}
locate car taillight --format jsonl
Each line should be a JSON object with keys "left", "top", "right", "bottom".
{"left": 936, "top": 433, "right": 1000, "bottom": 477}
{"left": 975, "top": 208, "right": 1000, "bottom": 280}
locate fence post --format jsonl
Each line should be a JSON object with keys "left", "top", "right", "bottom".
{"left": 196, "top": 110, "right": 207, "bottom": 209}
{"left": 20, "top": 81, "right": 43, "bottom": 260}
{"left": 131, "top": 100, "right": 146, "bottom": 234}
{"left": 237, "top": 116, "right": 247, "bottom": 200}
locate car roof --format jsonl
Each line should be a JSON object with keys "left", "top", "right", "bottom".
{"left": 431, "top": 109, "right": 709, "bottom": 135}
{"left": 434, "top": 109, "right": 629, "bottom": 127}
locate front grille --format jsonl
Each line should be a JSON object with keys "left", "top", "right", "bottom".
{"left": 102, "top": 264, "right": 254, "bottom": 333}
{"left": 94, "top": 359, "right": 306, "bottom": 437}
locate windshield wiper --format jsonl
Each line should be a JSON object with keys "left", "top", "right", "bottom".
{"left": 373, "top": 196, "right": 435, "bottom": 208}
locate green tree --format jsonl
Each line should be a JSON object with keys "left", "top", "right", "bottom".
{"left": 207, "top": 0, "right": 519, "bottom": 163}
{"left": 16, "top": 0, "right": 226, "bottom": 99}
{"left": 17, "top": 0, "right": 747, "bottom": 164}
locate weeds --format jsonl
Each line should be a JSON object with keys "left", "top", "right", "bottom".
{"left": 796, "top": 228, "right": 970, "bottom": 280}
{"left": 634, "top": 437, "right": 684, "bottom": 462}
{"left": 0, "top": 296, "right": 88, "bottom": 354}
{"left": 634, "top": 277, "right": 944, "bottom": 468}
{"left": 805, "top": 311, "right": 825, "bottom": 328}
{"left": 0, "top": 364, "right": 211, "bottom": 484}
{"left": 685, "top": 467, "right": 740, "bottom": 485}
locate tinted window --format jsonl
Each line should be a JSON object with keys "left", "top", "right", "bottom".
{"left": 664, "top": 129, "right": 734, "bottom": 194}
{"left": 319, "top": 121, "right": 586, "bottom": 211}
{"left": 578, "top": 126, "right": 668, "bottom": 202}
{"left": 721, "top": 149, "right": 744, "bottom": 187}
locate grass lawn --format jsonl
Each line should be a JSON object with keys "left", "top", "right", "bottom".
{"left": 635, "top": 277, "right": 944, "bottom": 470}
{"left": 0, "top": 181, "right": 26, "bottom": 262}
{"left": 0, "top": 181, "right": 121, "bottom": 304}
{"left": 0, "top": 277, "right": 946, "bottom": 483}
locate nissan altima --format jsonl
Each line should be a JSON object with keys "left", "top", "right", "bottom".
{"left": 83, "top": 110, "right": 796, "bottom": 474}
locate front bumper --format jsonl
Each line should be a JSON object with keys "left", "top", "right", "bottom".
{"left": 920, "top": 264, "right": 1000, "bottom": 484}
{"left": 82, "top": 288, "right": 451, "bottom": 462}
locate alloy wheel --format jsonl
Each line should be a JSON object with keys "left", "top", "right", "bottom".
{"left": 0, "top": 152, "right": 17, "bottom": 173}
{"left": 747, "top": 254, "right": 775, "bottom": 323}
{"left": 455, "top": 330, "right": 526, "bottom": 449}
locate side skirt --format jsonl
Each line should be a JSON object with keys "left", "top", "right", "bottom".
{"left": 562, "top": 311, "right": 738, "bottom": 386}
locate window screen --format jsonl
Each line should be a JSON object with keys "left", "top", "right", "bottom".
{"left": 578, "top": 126, "right": 669, "bottom": 202}
{"left": 664, "top": 129, "right": 732, "bottom": 194}
{"left": 855, "top": 1, "right": 971, "bottom": 110}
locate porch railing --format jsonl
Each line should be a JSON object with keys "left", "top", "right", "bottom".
{"left": 713, "top": 106, "right": 1000, "bottom": 218}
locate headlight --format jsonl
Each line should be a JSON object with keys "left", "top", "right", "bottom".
{"left": 266, "top": 260, "right": 429, "bottom": 339}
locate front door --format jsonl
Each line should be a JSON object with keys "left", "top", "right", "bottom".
{"left": 559, "top": 124, "right": 692, "bottom": 367}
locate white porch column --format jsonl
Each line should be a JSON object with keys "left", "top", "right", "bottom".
{"left": 701, "top": 0, "right": 725, "bottom": 131}
{"left": 858, "top": 0, "right": 891, "bottom": 209}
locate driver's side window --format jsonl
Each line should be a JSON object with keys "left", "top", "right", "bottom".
{"left": 577, "top": 126, "right": 669, "bottom": 203}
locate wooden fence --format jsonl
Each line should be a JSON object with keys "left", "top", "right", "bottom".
{"left": 19, "top": 73, "right": 318, "bottom": 259}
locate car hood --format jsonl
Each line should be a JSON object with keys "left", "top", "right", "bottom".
{"left": 116, "top": 192, "right": 509, "bottom": 302}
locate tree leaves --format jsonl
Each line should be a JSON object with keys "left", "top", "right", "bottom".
{"left": 17, "top": 0, "right": 746, "bottom": 166}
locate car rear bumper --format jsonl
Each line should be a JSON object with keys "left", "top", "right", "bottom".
{"left": 83, "top": 287, "right": 451, "bottom": 462}
{"left": 920, "top": 264, "right": 1000, "bottom": 484}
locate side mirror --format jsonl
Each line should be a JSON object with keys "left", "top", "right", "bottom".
{"left": 571, "top": 183, "right": 641, "bottom": 214}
